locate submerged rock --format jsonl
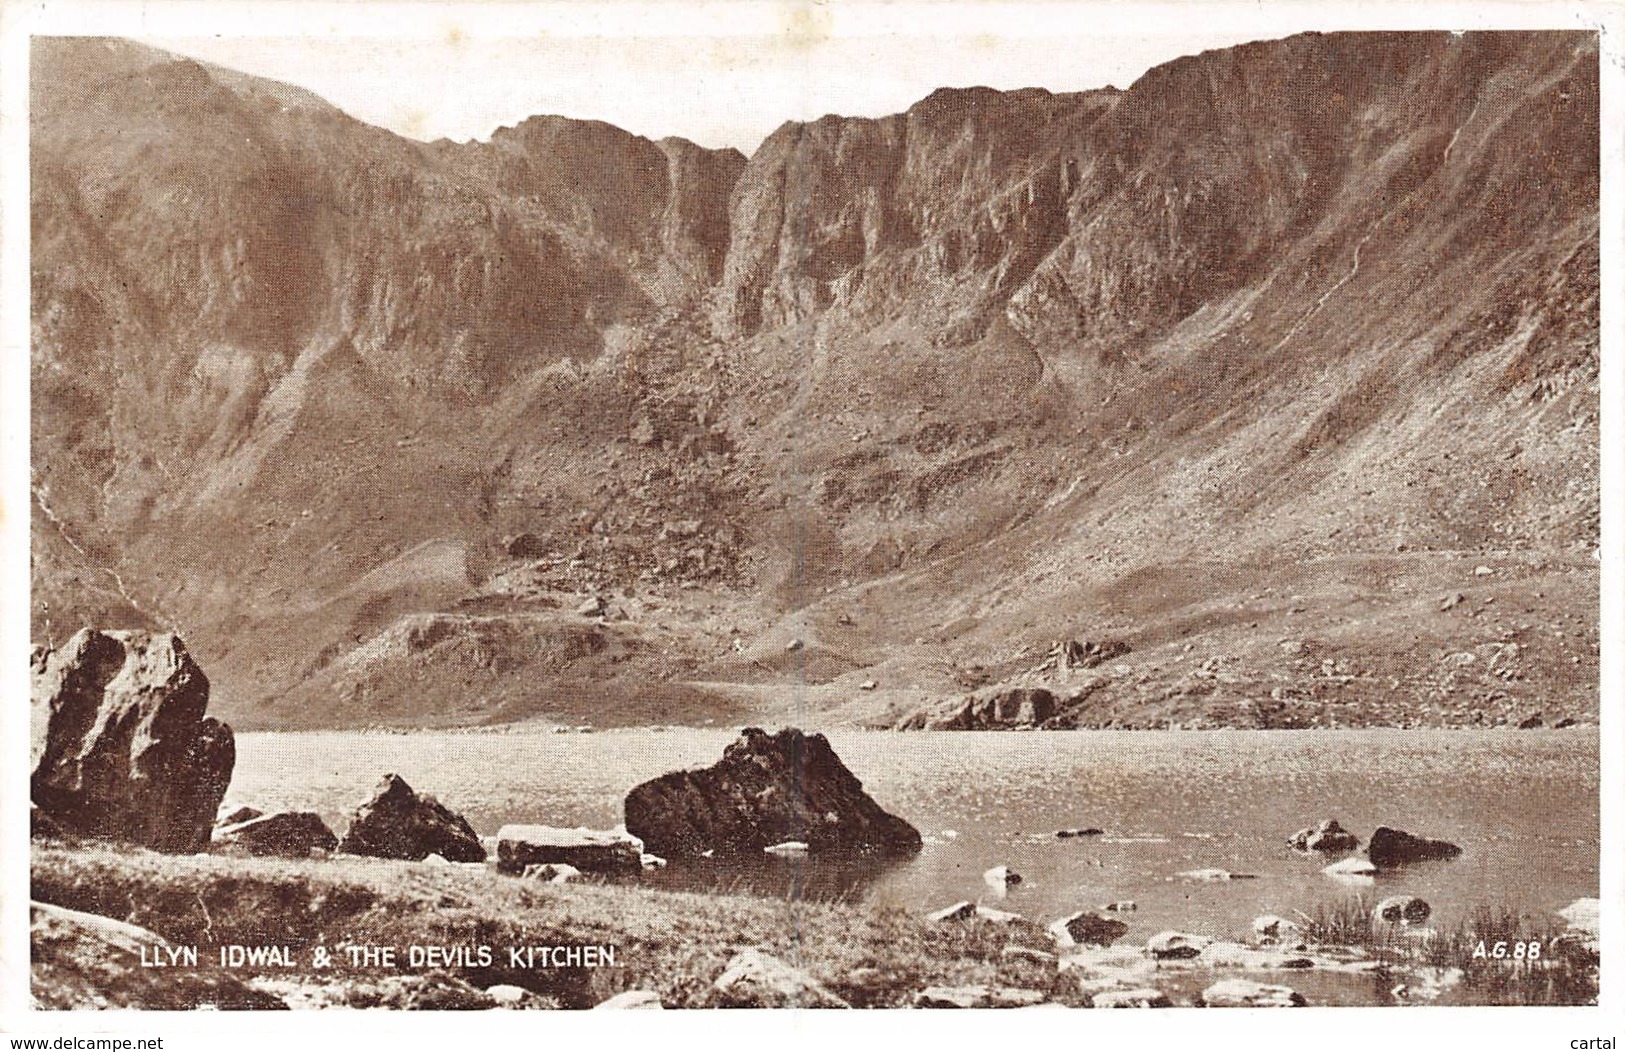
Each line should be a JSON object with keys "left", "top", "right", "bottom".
{"left": 1199, "top": 979, "right": 1306, "bottom": 1007}
{"left": 712, "top": 949, "right": 849, "bottom": 1008}
{"left": 31, "top": 902, "right": 286, "bottom": 1010}
{"left": 1368, "top": 826, "right": 1461, "bottom": 867}
{"left": 213, "top": 811, "right": 338, "bottom": 857}
{"left": 339, "top": 774, "right": 485, "bottom": 863}
{"left": 497, "top": 826, "right": 642, "bottom": 875}
{"left": 623, "top": 727, "right": 921, "bottom": 858}
{"left": 31, "top": 630, "right": 234, "bottom": 853}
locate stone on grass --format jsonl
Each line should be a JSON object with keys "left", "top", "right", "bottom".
{"left": 213, "top": 811, "right": 338, "bottom": 857}
{"left": 712, "top": 949, "right": 849, "bottom": 1008}
{"left": 522, "top": 862, "right": 582, "bottom": 884}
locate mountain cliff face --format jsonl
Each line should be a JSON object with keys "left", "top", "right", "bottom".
{"left": 31, "top": 32, "right": 1599, "bottom": 730}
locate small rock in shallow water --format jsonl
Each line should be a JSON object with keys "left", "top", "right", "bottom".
{"left": 1101, "top": 900, "right": 1138, "bottom": 912}
{"left": 1373, "top": 896, "right": 1431, "bottom": 924}
{"left": 1048, "top": 911, "right": 1129, "bottom": 948}
{"left": 1147, "top": 931, "right": 1213, "bottom": 959}
{"left": 1286, "top": 818, "right": 1360, "bottom": 853}
{"left": 1199, "top": 941, "right": 1314, "bottom": 969}
{"left": 1199, "top": 979, "right": 1306, "bottom": 1007}
{"left": 1251, "top": 915, "right": 1301, "bottom": 944}
{"left": 1176, "top": 868, "right": 1255, "bottom": 882}
{"left": 984, "top": 864, "right": 1022, "bottom": 888}
{"left": 914, "top": 985, "right": 1047, "bottom": 1009}
{"left": 1092, "top": 988, "right": 1172, "bottom": 1008}
{"left": 1323, "top": 856, "right": 1379, "bottom": 879}
{"left": 1056, "top": 827, "right": 1104, "bottom": 838}
{"left": 594, "top": 990, "right": 663, "bottom": 1009}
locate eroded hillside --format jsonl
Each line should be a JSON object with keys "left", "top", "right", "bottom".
{"left": 31, "top": 32, "right": 1599, "bottom": 729}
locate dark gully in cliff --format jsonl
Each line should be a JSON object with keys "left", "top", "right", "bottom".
{"left": 24, "top": 24, "right": 1602, "bottom": 1016}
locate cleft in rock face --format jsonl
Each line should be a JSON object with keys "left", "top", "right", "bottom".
{"left": 31, "top": 629, "right": 234, "bottom": 853}
{"left": 623, "top": 727, "right": 922, "bottom": 858}
{"left": 338, "top": 774, "right": 485, "bottom": 862}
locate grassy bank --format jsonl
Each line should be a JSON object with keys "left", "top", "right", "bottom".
{"left": 31, "top": 840, "right": 1065, "bottom": 1009}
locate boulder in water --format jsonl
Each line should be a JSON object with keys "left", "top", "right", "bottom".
{"left": 1147, "top": 931, "right": 1213, "bottom": 959}
{"left": 1373, "top": 896, "right": 1432, "bottom": 924}
{"left": 1368, "top": 826, "right": 1461, "bottom": 867}
{"left": 1287, "top": 818, "right": 1359, "bottom": 853}
{"left": 31, "top": 630, "right": 234, "bottom": 853}
{"left": 623, "top": 727, "right": 921, "bottom": 858}
{"left": 338, "top": 774, "right": 485, "bottom": 862}
{"left": 1048, "top": 911, "right": 1129, "bottom": 948}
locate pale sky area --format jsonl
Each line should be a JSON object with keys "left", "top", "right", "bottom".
{"left": 138, "top": 27, "right": 1282, "bottom": 153}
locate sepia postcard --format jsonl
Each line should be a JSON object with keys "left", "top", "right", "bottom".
{"left": 2, "top": 0, "right": 1621, "bottom": 1048}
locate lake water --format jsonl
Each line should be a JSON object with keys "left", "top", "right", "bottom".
{"left": 231, "top": 727, "right": 1597, "bottom": 944}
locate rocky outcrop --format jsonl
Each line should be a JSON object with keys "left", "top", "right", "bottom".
{"left": 1368, "top": 826, "right": 1462, "bottom": 867}
{"left": 213, "top": 811, "right": 338, "bottom": 857}
{"left": 337, "top": 774, "right": 485, "bottom": 862}
{"left": 623, "top": 727, "right": 921, "bottom": 857}
{"left": 30, "top": 629, "right": 234, "bottom": 853}
{"left": 496, "top": 826, "right": 642, "bottom": 875}
{"left": 897, "top": 687, "right": 1058, "bottom": 730}
{"left": 31, "top": 901, "right": 286, "bottom": 1010}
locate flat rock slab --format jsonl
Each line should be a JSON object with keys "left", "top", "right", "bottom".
{"left": 497, "top": 825, "right": 643, "bottom": 875}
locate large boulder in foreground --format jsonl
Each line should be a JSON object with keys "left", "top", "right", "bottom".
{"left": 337, "top": 774, "right": 485, "bottom": 862}
{"left": 1368, "top": 826, "right": 1461, "bottom": 867}
{"left": 624, "top": 727, "right": 921, "bottom": 858}
{"left": 31, "top": 629, "right": 234, "bottom": 853}
{"left": 31, "top": 901, "right": 286, "bottom": 1010}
